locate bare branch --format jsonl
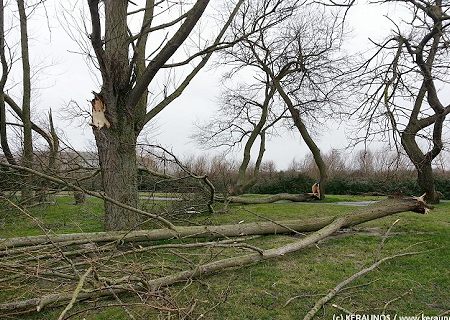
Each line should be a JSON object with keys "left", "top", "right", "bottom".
{"left": 128, "top": 0, "right": 210, "bottom": 108}
{"left": 302, "top": 250, "right": 431, "bottom": 320}
{"left": 0, "top": 162, "right": 176, "bottom": 230}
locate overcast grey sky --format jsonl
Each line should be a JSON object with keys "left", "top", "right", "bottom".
{"left": 3, "top": 1, "right": 415, "bottom": 170}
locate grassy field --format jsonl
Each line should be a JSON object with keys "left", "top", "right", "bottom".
{"left": 0, "top": 194, "right": 449, "bottom": 319}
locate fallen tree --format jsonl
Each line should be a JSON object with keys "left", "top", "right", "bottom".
{"left": 0, "top": 195, "right": 430, "bottom": 317}
{"left": 222, "top": 192, "right": 318, "bottom": 204}
{"left": 0, "top": 195, "right": 428, "bottom": 250}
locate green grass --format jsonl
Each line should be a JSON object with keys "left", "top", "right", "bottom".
{"left": 0, "top": 195, "right": 449, "bottom": 319}
{"left": 0, "top": 196, "right": 104, "bottom": 238}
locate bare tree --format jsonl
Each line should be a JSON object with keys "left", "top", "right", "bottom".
{"left": 82, "top": 0, "right": 249, "bottom": 230}
{"left": 214, "top": 2, "right": 354, "bottom": 199}
{"left": 0, "top": 0, "right": 16, "bottom": 167}
{"left": 0, "top": 0, "right": 59, "bottom": 203}
{"left": 194, "top": 80, "right": 286, "bottom": 195}
{"left": 355, "top": 0, "right": 450, "bottom": 203}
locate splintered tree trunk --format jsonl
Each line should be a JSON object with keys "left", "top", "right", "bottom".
{"left": 87, "top": 0, "right": 214, "bottom": 230}
{"left": 91, "top": 0, "right": 142, "bottom": 231}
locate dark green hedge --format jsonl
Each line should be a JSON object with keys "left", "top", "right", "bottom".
{"left": 250, "top": 172, "right": 449, "bottom": 199}
{"left": 250, "top": 172, "right": 316, "bottom": 194}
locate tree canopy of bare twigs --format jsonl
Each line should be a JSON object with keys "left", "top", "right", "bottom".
{"left": 195, "top": 1, "right": 356, "bottom": 198}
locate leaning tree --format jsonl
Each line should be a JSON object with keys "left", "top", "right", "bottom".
{"left": 356, "top": 0, "right": 450, "bottom": 203}
{"left": 193, "top": 0, "right": 308, "bottom": 195}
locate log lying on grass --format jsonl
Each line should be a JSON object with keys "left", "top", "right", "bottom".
{"left": 219, "top": 193, "right": 317, "bottom": 204}
{"left": 0, "top": 195, "right": 430, "bottom": 250}
{"left": 0, "top": 195, "right": 431, "bottom": 315}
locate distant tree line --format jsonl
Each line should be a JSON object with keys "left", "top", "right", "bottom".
{"left": 3, "top": 148, "right": 447, "bottom": 199}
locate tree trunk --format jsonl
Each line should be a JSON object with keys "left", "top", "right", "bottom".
{"left": 401, "top": 129, "right": 439, "bottom": 204}
{"left": 90, "top": 0, "right": 142, "bottom": 231}
{"left": 86, "top": 0, "right": 225, "bottom": 230}
{"left": 276, "top": 81, "right": 328, "bottom": 199}
{"left": 235, "top": 86, "right": 274, "bottom": 195}
{"left": 18, "top": 0, "right": 33, "bottom": 203}
{"left": 0, "top": 196, "right": 430, "bottom": 316}
{"left": 0, "top": 196, "right": 430, "bottom": 250}
{"left": 225, "top": 193, "right": 315, "bottom": 204}
{"left": 0, "top": 1, "right": 16, "bottom": 167}
{"left": 94, "top": 115, "right": 141, "bottom": 231}
{"left": 289, "top": 110, "right": 328, "bottom": 199}
{"left": 235, "top": 132, "right": 267, "bottom": 195}
{"left": 415, "top": 158, "right": 437, "bottom": 203}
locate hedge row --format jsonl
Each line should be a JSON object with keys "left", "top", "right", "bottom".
{"left": 2, "top": 167, "right": 448, "bottom": 199}
{"left": 250, "top": 172, "right": 450, "bottom": 199}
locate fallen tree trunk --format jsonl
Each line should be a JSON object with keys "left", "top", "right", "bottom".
{"left": 0, "top": 196, "right": 430, "bottom": 315}
{"left": 0, "top": 196, "right": 429, "bottom": 250}
{"left": 219, "top": 193, "right": 317, "bottom": 204}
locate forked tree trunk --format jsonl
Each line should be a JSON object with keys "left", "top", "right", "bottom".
{"left": 86, "top": 0, "right": 230, "bottom": 230}
{"left": 234, "top": 86, "right": 274, "bottom": 195}
{"left": 235, "top": 131, "right": 266, "bottom": 195}
{"left": 90, "top": 0, "right": 142, "bottom": 231}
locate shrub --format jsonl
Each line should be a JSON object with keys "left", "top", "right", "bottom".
{"left": 248, "top": 172, "right": 449, "bottom": 199}
{"left": 250, "top": 172, "right": 315, "bottom": 194}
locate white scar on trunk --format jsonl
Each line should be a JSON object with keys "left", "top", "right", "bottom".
{"left": 89, "top": 96, "right": 111, "bottom": 130}
{"left": 312, "top": 182, "right": 320, "bottom": 198}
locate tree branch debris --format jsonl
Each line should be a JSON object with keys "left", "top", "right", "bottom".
{"left": 0, "top": 196, "right": 431, "bottom": 316}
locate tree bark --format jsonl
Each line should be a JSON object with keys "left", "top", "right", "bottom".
{"left": 94, "top": 123, "right": 141, "bottom": 230}
{"left": 395, "top": 4, "right": 450, "bottom": 204}
{"left": 0, "top": 1, "right": 17, "bottom": 166}
{"left": 235, "top": 86, "right": 275, "bottom": 195}
{"left": 89, "top": 0, "right": 143, "bottom": 230}
{"left": 18, "top": 0, "right": 33, "bottom": 203}
{"left": 274, "top": 79, "right": 328, "bottom": 199}
{"left": 225, "top": 193, "right": 316, "bottom": 204}
{"left": 401, "top": 116, "right": 439, "bottom": 204}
